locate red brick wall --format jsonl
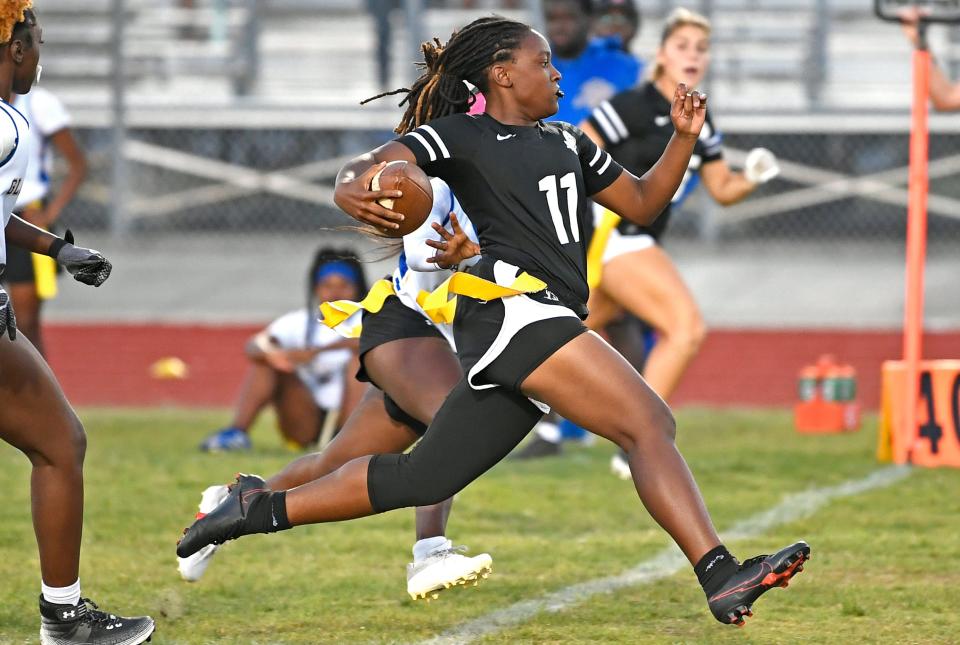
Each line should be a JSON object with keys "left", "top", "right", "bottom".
{"left": 44, "top": 324, "right": 960, "bottom": 409}
{"left": 671, "top": 329, "right": 960, "bottom": 408}
{"left": 46, "top": 324, "right": 259, "bottom": 407}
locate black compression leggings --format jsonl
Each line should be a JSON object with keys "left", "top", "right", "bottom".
{"left": 367, "top": 379, "right": 543, "bottom": 511}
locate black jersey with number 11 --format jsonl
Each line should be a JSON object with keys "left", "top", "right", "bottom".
{"left": 396, "top": 113, "right": 623, "bottom": 315}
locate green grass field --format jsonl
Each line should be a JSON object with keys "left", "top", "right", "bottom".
{"left": 2, "top": 407, "right": 959, "bottom": 644}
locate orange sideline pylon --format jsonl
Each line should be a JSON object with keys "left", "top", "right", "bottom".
{"left": 897, "top": 33, "right": 931, "bottom": 464}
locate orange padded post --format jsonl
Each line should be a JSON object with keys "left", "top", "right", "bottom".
{"left": 898, "top": 40, "right": 931, "bottom": 464}
{"left": 881, "top": 360, "right": 960, "bottom": 467}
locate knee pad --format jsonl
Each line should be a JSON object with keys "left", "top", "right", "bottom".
{"left": 383, "top": 393, "right": 428, "bottom": 436}
{"left": 367, "top": 453, "right": 454, "bottom": 512}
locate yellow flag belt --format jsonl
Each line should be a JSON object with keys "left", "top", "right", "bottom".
{"left": 416, "top": 271, "right": 547, "bottom": 325}
{"left": 586, "top": 208, "right": 621, "bottom": 290}
{"left": 319, "top": 269, "right": 548, "bottom": 333}
{"left": 319, "top": 278, "right": 396, "bottom": 336}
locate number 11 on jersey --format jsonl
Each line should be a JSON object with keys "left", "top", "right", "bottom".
{"left": 539, "top": 172, "right": 580, "bottom": 244}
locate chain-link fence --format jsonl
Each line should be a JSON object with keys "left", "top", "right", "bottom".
{"left": 56, "top": 119, "right": 960, "bottom": 249}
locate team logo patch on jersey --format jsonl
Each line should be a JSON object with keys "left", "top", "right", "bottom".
{"left": 5, "top": 177, "right": 22, "bottom": 196}
{"left": 562, "top": 131, "right": 578, "bottom": 154}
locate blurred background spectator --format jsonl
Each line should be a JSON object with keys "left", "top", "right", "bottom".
{"left": 544, "top": 0, "right": 642, "bottom": 125}
{"left": 593, "top": 0, "right": 641, "bottom": 52}
{"left": 199, "top": 248, "right": 368, "bottom": 452}
{"left": 367, "top": 0, "right": 402, "bottom": 91}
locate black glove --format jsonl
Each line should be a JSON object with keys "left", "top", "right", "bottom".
{"left": 0, "top": 285, "right": 16, "bottom": 341}
{"left": 54, "top": 230, "right": 113, "bottom": 287}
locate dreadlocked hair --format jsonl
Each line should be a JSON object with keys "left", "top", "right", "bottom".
{"left": 305, "top": 247, "right": 368, "bottom": 345}
{"left": 0, "top": 2, "right": 33, "bottom": 45}
{"left": 361, "top": 16, "right": 531, "bottom": 135}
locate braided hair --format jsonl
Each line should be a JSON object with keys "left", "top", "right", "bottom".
{"left": 305, "top": 247, "right": 367, "bottom": 346}
{"left": 362, "top": 16, "right": 532, "bottom": 135}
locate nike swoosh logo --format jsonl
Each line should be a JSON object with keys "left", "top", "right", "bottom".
{"left": 496, "top": 134, "right": 516, "bottom": 141}
{"left": 654, "top": 115, "right": 671, "bottom": 126}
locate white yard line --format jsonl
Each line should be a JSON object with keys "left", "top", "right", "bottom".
{"left": 416, "top": 465, "right": 911, "bottom": 645}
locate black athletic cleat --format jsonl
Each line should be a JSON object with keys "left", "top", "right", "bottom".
{"left": 39, "top": 595, "right": 155, "bottom": 645}
{"left": 176, "top": 473, "right": 268, "bottom": 558}
{"left": 707, "top": 541, "right": 811, "bottom": 626}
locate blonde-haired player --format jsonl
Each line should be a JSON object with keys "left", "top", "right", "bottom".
{"left": 578, "top": 8, "right": 780, "bottom": 476}
{"left": 0, "top": 5, "right": 154, "bottom": 643}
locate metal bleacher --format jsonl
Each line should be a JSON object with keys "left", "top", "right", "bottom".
{"left": 33, "top": 1, "right": 960, "bottom": 119}
{"left": 285, "top": 0, "right": 957, "bottom": 114}
{"left": 40, "top": 0, "right": 256, "bottom": 108}
{"left": 656, "top": 0, "right": 951, "bottom": 113}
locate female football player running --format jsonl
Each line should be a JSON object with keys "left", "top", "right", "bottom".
{"left": 178, "top": 178, "right": 493, "bottom": 601}
{"left": 178, "top": 16, "right": 808, "bottom": 626}
{"left": 0, "top": 5, "right": 154, "bottom": 643}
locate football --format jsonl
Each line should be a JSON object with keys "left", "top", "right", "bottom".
{"left": 370, "top": 160, "right": 434, "bottom": 237}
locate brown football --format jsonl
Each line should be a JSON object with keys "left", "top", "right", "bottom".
{"left": 370, "top": 160, "right": 434, "bottom": 237}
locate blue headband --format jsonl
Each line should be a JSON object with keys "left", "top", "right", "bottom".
{"left": 315, "top": 261, "right": 361, "bottom": 286}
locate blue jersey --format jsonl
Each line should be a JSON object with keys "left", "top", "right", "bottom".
{"left": 551, "top": 36, "right": 643, "bottom": 126}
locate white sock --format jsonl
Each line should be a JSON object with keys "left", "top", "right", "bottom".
{"left": 413, "top": 536, "right": 451, "bottom": 562}
{"left": 42, "top": 579, "right": 81, "bottom": 607}
{"left": 535, "top": 420, "right": 561, "bottom": 443}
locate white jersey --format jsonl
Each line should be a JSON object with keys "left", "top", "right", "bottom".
{"left": 267, "top": 308, "right": 354, "bottom": 410}
{"left": 13, "top": 88, "right": 71, "bottom": 207}
{"left": 0, "top": 99, "right": 32, "bottom": 268}
{"left": 392, "top": 177, "right": 478, "bottom": 349}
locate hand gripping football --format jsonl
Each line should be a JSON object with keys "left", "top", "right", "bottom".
{"left": 370, "top": 160, "right": 434, "bottom": 237}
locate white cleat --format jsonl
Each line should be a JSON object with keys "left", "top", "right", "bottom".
{"left": 406, "top": 546, "right": 493, "bottom": 601}
{"left": 610, "top": 451, "right": 632, "bottom": 481}
{"left": 177, "top": 484, "right": 230, "bottom": 582}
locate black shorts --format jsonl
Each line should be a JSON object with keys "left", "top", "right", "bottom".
{"left": 383, "top": 392, "right": 427, "bottom": 437}
{"left": 356, "top": 294, "right": 445, "bottom": 384}
{"left": 454, "top": 259, "right": 587, "bottom": 394}
{"left": 3, "top": 205, "right": 54, "bottom": 285}
{"left": 3, "top": 241, "right": 35, "bottom": 283}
